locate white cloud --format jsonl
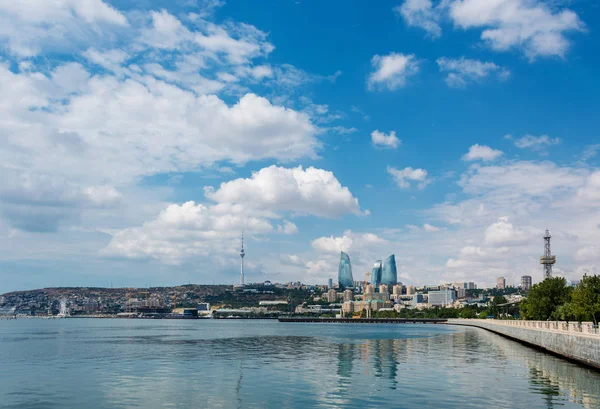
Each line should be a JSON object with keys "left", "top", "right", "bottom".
{"left": 280, "top": 254, "right": 305, "bottom": 266}
{"left": 0, "top": 0, "right": 127, "bottom": 57}
{"left": 506, "top": 134, "right": 561, "bottom": 151}
{"left": 328, "top": 126, "right": 358, "bottom": 135}
{"left": 423, "top": 223, "right": 440, "bottom": 232}
{"left": 104, "top": 164, "right": 363, "bottom": 263}
{"left": 102, "top": 201, "right": 274, "bottom": 264}
{"left": 387, "top": 166, "right": 430, "bottom": 189}
{"left": 312, "top": 231, "right": 386, "bottom": 254}
{"left": 0, "top": 168, "right": 122, "bottom": 232}
{"left": 140, "top": 9, "right": 192, "bottom": 50}
{"left": 581, "top": 144, "right": 600, "bottom": 161}
{"left": 462, "top": 144, "right": 503, "bottom": 161}
{"left": 368, "top": 53, "right": 419, "bottom": 91}
{"left": 371, "top": 130, "right": 401, "bottom": 149}
{"left": 458, "top": 161, "right": 585, "bottom": 196}
{"left": 205, "top": 165, "right": 364, "bottom": 218}
{"left": 436, "top": 57, "right": 510, "bottom": 88}
{"left": 484, "top": 217, "right": 530, "bottom": 246}
{"left": 576, "top": 246, "right": 599, "bottom": 262}
{"left": 394, "top": 0, "right": 442, "bottom": 38}
{"left": 277, "top": 220, "right": 299, "bottom": 235}
{"left": 0, "top": 63, "right": 319, "bottom": 187}
{"left": 449, "top": 0, "right": 585, "bottom": 60}
{"left": 396, "top": 0, "right": 584, "bottom": 60}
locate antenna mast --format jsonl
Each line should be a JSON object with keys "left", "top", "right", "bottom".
{"left": 540, "top": 229, "right": 556, "bottom": 280}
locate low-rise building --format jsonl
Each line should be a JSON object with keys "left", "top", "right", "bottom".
{"left": 429, "top": 289, "right": 456, "bottom": 307}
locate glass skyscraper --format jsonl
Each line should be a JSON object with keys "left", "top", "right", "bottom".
{"left": 381, "top": 254, "right": 397, "bottom": 286}
{"left": 371, "top": 260, "right": 382, "bottom": 288}
{"left": 338, "top": 251, "right": 354, "bottom": 289}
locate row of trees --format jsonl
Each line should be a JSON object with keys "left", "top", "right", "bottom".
{"left": 520, "top": 275, "right": 600, "bottom": 324}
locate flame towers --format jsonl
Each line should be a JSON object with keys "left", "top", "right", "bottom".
{"left": 338, "top": 252, "right": 354, "bottom": 289}
{"left": 371, "top": 260, "right": 382, "bottom": 287}
{"left": 381, "top": 255, "right": 397, "bottom": 286}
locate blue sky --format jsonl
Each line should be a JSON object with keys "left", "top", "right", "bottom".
{"left": 1, "top": 0, "right": 599, "bottom": 292}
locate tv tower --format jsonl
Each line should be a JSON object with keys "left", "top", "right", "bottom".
{"left": 240, "top": 231, "right": 245, "bottom": 286}
{"left": 540, "top": 229, "right": 556, "bottom": 280}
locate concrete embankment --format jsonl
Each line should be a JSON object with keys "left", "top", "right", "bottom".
{"left": 448, "top": 319, "right": 600, "bottom": 370}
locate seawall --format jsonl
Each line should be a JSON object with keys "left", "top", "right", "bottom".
{"left": 448, "top": 319, "right": 600, "bottom": 370}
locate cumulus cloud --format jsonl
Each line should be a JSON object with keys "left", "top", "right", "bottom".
{"left": 102, "top": 201, "right": 273, "bottom": 264}
{"left": 576, "top": 246, "right": 599, "bottom": 262}
{"left": 387, "top": 166, "right": 430, "bottom": 189}
{"left": 423, "top": 223, "right": 440, "bottom": 232}
{"left": 0, "top": 168, "right": 121, "bottom": 232}
{"left": 436, "top": 57, "right": 510, "bottom": 88}
{"left": 277, "top": 220, "right": 299, "bottom": 235}
{"left": 458, "top": 161, "right": 585, "bottom": 196}
{"left": 462, "top": 144, "right": 503, "bottom": 161}
{"left": 204, "top": 165, "right": 364, "bottom": 218}
{"left": 0, "top": 0, "right": 127, "bottom": 57}
{"left": 394, "top": 0, "right": 443, "bottom": 38}
{"left": 371, "top": 130, "right": 401, "bottom": 149}
{"left": 0, "top": 63, "right": 319, "bottom": 187}
{"left": 396, "top": 0, "right": 585, "bottom": 60}
{"left": 449, "top": 0, "right": 585, "bottom": 60}
{"left": 104, "top": 166, "right": 362, "bottom": 263}
{"left": 505, "top": 134, "right": 561, "bottom": 152}
{"left": 484, "top": 217, "right": 531, "bottom": 246}
{"left": 368, "top": 53, "right": 419, "bottom": 91}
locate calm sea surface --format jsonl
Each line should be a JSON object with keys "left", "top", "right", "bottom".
{"left": 1, "top": 319, "right": 599, "bottom": 409}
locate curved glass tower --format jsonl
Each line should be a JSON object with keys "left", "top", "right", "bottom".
{"left": 381, "top": 254, "right": 397, "bottom": 286}
{"left": 371, "top": 260, "right": 382, "bottom": 288}
{"left": 338, "top": 251, "right": 354, "bottom": 289}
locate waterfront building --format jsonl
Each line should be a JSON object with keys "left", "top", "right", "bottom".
{"left": 381, "top": 255, "right": 398, "bottom": 286}
{"left": 364, "top": 291, "right": 389, "bottom": 302}
{"left": 259, "top": 300, "right": 288, "bottom": 306}
{"left": 429, "top": 290, "right": 456, "bottom": 307}
{"left": 343, "top": 289, "right": 354, "bottom": 302}
{"left": 452, "top": 282, "right": 476, "bottom": 290}
{"left": 496, "top": 277, "right": 506, "bottom": 289}
{"left": 327, "top": 289, "right": 338, "bottom": 303}
{"left": 379, "top": 284, "right": 389, "bottom": 294}
{"left": 338, "top": 251, "right": 354, "bottom": 289}
{"left": 197, "top": 302, "right": 210, "bottom": 311}
{"left": 392, "top": 285, "right": 402, "bottom": 295}
{"left": 411, "top": 294, "right": 425, "bottom": 307}
{"left": 371, "top": 260, "right": 382, "bottom": 288}
{"left": 406, "top": 285, "right": 416, "bottom": 296}
{"left": 342, "top": 300, "right": 392, "bottom": 314}
{"left": 521, "top": 275, "right": 532, "bottom": 291}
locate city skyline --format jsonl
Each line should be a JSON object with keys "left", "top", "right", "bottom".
{"left": 1, "top": 1, "right": 600, "bottom": 293}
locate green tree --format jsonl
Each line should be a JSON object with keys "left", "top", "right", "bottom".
{"left": 487, "top": 296, "right": 508, "bottom": 318}
{"left": 460, "top": 308, "right": 477, "bottom": 319}
{"left": 570, "top": 275, "right": 600, "bottom": 325}
{"left": 520, "top": 277, "right": 571, "bottom": 320}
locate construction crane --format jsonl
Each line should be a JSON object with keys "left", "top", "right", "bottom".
{"left": 138, "top": 291, "right": 149, "bottom": 307}
{"left": 352, "top": 272, "right": 371, "bottom": 319}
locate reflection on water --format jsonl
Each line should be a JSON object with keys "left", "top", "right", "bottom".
{"left": 0, "top": 320, "right": 599, "bottom": 409}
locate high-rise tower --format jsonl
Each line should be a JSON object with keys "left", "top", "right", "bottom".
{"left": 540, "top": 229, "right": 556, "bottom": 280}
{"left": 240, "top": 231, "right": 245, "bottom": 286}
